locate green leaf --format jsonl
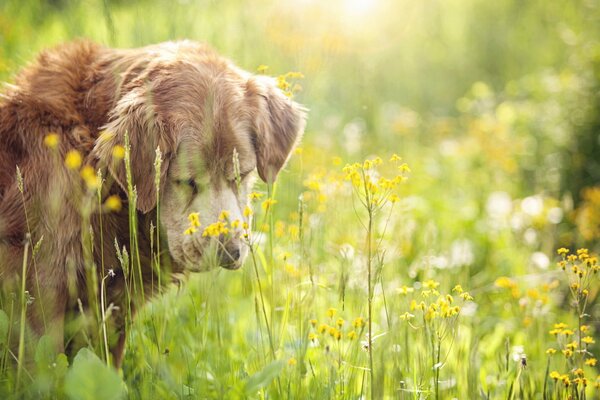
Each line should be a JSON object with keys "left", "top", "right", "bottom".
{"left": 64, "top": 348, "right": 126, "bottom": 400}
{"left": 0, "top": 310, "right": 8, "bottom": 346}
{"left": 35, "top": 335, "right": 56, "bottom": 371}
{"left": 244, "top": 360, "right": 284, "bottom": 395}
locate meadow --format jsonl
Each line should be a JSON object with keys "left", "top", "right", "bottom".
{"left": 1, "top": 0, "right": 600, "bottom": 398}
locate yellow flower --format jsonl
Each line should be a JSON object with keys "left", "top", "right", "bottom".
{"left": 390, "top": 154, "right": 402, "bottom": 162}
{"left": 218, "top": 210, "right": 230, "bottom": 221}
{"left": 546, "top": 348, "right": 557, "bottom": 355}
{"left": 104, "top": 195, "right": 122, "bottom": 212}
{"left": 348, "top": 331, "right": 357, "bottom": 340}
{"left": 65, "top": 150, "right": 82, "bottom": 170}
{"left": 188, "top": 212, "right": 201, "bottom": 228}
{"left": 353, "top": 317, "right": 365, "bottom": 328}
{"left": 557, "top": 248, "right": 569, "bottom": 256}
{"left": 495, "top": 276, "right": 516, "bottom": 289}
{"left": 563, "top": 349, "right": 573, "bottom": 358}
{"left": 309, "top": 319, "right": 317, "bottom": 327}
{"left": 308, "top": 332, "right": 318, "bottom": 342}
{"left": 261, "top": 198, "right": 278, "bottom": 211}
{"left": 460, "top": 292, "right": 474, "bottom": 301}
{"left": 586, "top": 358, "right": 597, "bottom": 366}
{"left": 336, "top": 318, "right": 345, "bottom": 327}
{"left": 318, "top": 324, "right": 328, "bottom": 334}
{"left": 287, "top": 357, "right": 297, "bottom": 366}
{"left": 582, "top": 336, "right": 595, "bottom": 344}
{"left": 326, "top": 308, "right": 337, "bottom": 318}
{"left": 399, "top": 312, "right": 414, "bottom": 321}
{"left": 423, "top": 279, "right": 440, "bottom": 289}
{"left": 398, "top": 285, "right": 414, "bottom": 295}
{"left": 550, "top": 371, "right": 561, "bottom": 381}
{"left": 256, "top": 65, "right": 269, "bottom": 74}
{"left": 112, "top": 145, "right": 126, "bottom": 160}
{"left": 249, "top": 192, "right": 264, "bottom": 201}
{"left": 202, "top": 221, "right": 229, "bottom": 237}
{"left": 184, "top": 227, "right": 197, "bottom": 235}
{"left": 80, "top": 166, "right": 99, "bottom": 190}
{"left": 44, "top": 133, "right": 60, "bottom": 149}
{"left": 243, "top": 205, "right": 253, "bottom": 218}
{"left": 452, "top": 285, "right": 463, "bottom": 294}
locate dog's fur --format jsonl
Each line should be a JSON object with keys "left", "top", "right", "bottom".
{"left": 0, "top": 40, "right": 305, "bottom": 365}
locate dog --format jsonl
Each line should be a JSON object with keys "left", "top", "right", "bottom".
{"left": 0, "top": 40, "right": 305, "bottom": 366}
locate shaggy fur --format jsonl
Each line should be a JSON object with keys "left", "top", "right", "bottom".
{"left": 0, "top": 40, "right": 305, "bottom": 366}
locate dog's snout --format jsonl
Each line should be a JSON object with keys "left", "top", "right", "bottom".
{"left": 219, "top": 241, "right": 244, "bottom": 270}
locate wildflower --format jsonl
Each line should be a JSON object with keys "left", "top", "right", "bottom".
{"left": 184, "top": 227, "right": 196, "bottom": 235}
{"left": 390, "top": 154, "right": 402, "bottom": 162}
{"left": 107, "top": 269, "right": 116, "bottom": 278}
{"left": 287, "top": 357, "right": 297, "bottom": 366}
{"left": 550, "top": 371, "right": 561, "bottom": 381}
{"left": 256, "top": 65, "right": 269, "bottom": 74}
{"left": 112, "top": 145, "right": 125, "bottom": 160}
{"left": 566, "top": 341, "right": 578, "bottom": 350}
{"left": 546, "top": 348, "right": 557, "bottom": 355}
{"left": 423, "top": 279, "right": 440, "bottom": 289}
{"left": 326, "top": 308, "right": 337, "bottom": 318}
{"left": 399, "top": 312, "right": 414, "bottom": 321}
{"left": 557, "top": 248, "right": 569, "bottom": 256}
{"left": 460, "top": 292, "right": 474, "bottom": 301}
{"left": 582, "top": 336, "right": 595, "bottom": 344}
{"left": 249, "top": 192, "right": 264, "bottom": 201}
{"left": 563, "top": 349, "right": 573, "bottom": 358}
{"left": 308, "top": 332, "right": 318, "bottom": 342}
{"left": 104, "top": 195, "right": 122, "bottom": 212}
{"left": 218, "top": 210, "right": 230, "bottom": 221}
{"left": 243, "top": 205, "right": 253, "bottom": 218}
{"left": 318, "top": 324, "right": 328, "bottom": 334}
{"left": 80, "top": 166, "right": 99, "bottom": 190}
{"left": 398, "top": 285, "right": 414, "bottom": 295}
{"left": 202, "top": 221, "right": 229, "bottom": 237}
{"left": 586, "top": 358, "right": 597, "bottom": 366}
{"left": 188, "top": 212, "right": 201, "bottom": 227}
{"left": 495, "top": 276, "right": 516, "bottom": 289}
{"left": 452, "top": 284, "right": 463, "bottom": 294}
{"left": 353, "top": 317, "right": 365, "bottom": 328}
{"left": 348, "top": 331, "right": 357, "bottom": 340}
{"left": 64, "top": 150, "right": 82, "bottom": 170}
{"left": 261, "top": 198, "right": 277, "bottom": 211}
{"left": 336, "top": 318, "right": 345, "bottom": 327}
{"left": 44, "top": 133, "right": 60, "bottom": 149}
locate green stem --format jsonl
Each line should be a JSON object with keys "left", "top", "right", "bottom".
{"left": 16, "top": 236, "right": 30, "bottom": 390}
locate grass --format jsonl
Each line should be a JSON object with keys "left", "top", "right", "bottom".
{"left": 1, "top": 0, "right": 600, "bottom": 399}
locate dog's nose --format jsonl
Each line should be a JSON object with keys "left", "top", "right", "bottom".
{"left": 218, "top": 242, "right": 243, "bottom": 269}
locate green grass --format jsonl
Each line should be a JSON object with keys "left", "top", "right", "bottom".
{"left": 1, "top": 0, "right": 600, "bottom": 399}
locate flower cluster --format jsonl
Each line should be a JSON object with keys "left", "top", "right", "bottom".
{"left": 547, "top": 248, "right": 600, "bottom": 395}
{"left": 342, "top": 155, "right": 409, "bottom": 210}
{"left": 308, "top": 309, "right": 366, "bottom": 346}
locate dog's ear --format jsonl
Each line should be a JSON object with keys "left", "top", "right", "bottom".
{"left": 91, "top": 87, "right": 176, "bottom": 213}
{"left": 248, "top": 77, "right": 306, "bottom": 183}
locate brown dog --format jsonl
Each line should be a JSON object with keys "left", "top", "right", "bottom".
{"left": 0, "top": 40, "right": 305, "bottom": 366}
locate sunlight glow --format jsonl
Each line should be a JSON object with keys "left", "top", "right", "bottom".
{"left": 344, "top": 0, "right": 379, "bottom": 17}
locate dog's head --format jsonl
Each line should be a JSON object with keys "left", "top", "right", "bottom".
{"left": 92, "top": 41, "right": 306, "bottom": 271}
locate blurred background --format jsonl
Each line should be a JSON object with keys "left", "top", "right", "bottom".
{"left": 1, "top": 0, "right": 600, "bottom": 398}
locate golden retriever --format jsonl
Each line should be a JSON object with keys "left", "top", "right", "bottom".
{"left": 0, "top": 40, "right": 305, "bottom": 366}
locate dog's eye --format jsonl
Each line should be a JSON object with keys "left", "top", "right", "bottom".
{"left": 176, "top": 179, "right": 199, "bottom": 195}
